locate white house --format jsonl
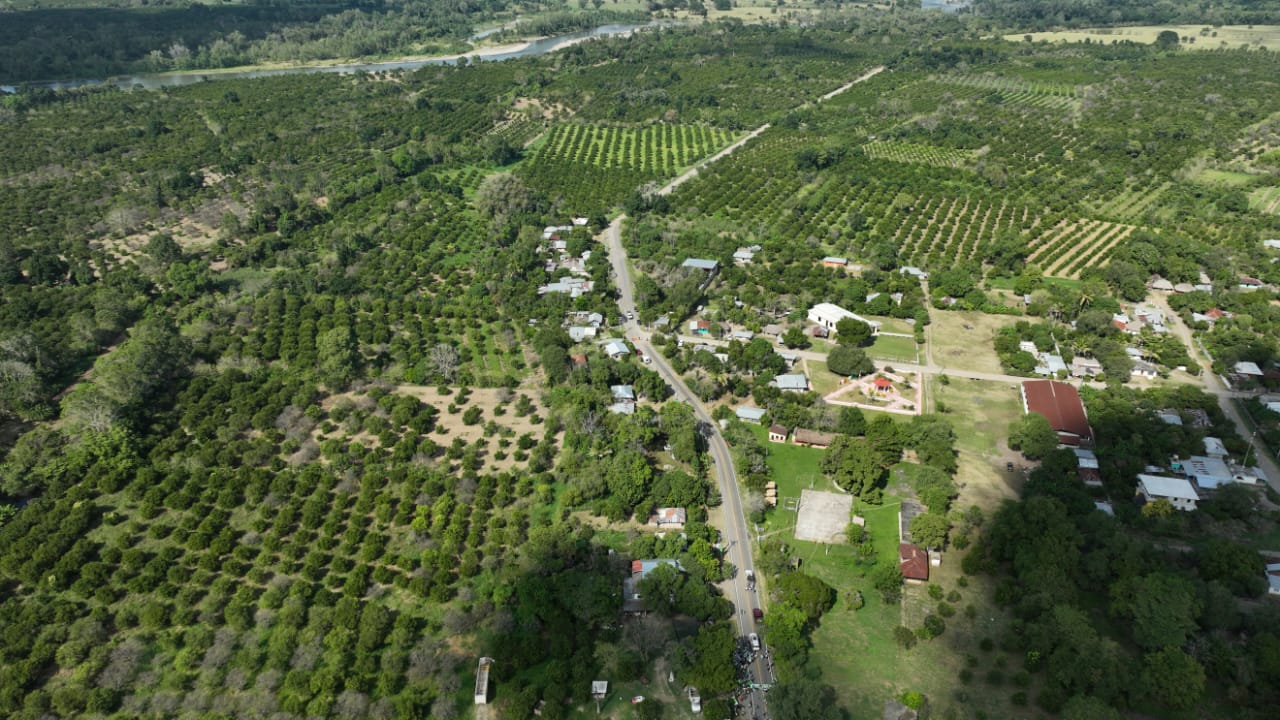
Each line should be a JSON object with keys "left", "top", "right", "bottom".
{"left": 602, "top": 339, "right": 630, "bottom": 359}
{"left": 807, "top": 303, "right": 881, "bottom": 336}
{"left": 735, "top": 407, "right": 767, "bottom": 424}
{"left": 1138, "top": 474, "right": 1199, "bottom": 511}
{"left": 1234, "top": 361, "right": 1264, "bottom": 377}
{"left": 1267, "top": 562, "right": 1280, "bottom": 596}
{"left": 568, "top": 326, "right": 597, "bottom": 342}
{"left": 611, "top": 385, "right": 636, "bottom": 402}
{"left": 900, "top": 266, "right": 929, "bottom": 279}
{"left": 652, "top": 507, "right": 687, "bottom": 529}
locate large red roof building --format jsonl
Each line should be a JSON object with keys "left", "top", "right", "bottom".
{"left": 1021, "top": 380, "right": 1093, "bottom": 446}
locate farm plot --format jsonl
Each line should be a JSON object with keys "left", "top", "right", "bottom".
{"left": 1026, "top": 218, "right": 1138, "bottom": 278}
{"left": 863, "top": 140, "right": 975, "bottom": 170}
{"left": 1087, "top": 181, "right": 1171, "bottom": 222}
{"left": 535, "top": 122, "right": 739, "bottom": 174}
{"left": 937, "top": 72, "right": 1084, "bottom": 112}
{"left": 883, "top": 195, "right": 1042, "bottom": 268}
{"left": 1249, "top": 186, "right": 1280, "bottom": 214}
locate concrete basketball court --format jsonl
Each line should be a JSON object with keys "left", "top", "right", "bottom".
{"left": 794, "top": 489, "right": 853, "bottom": 543}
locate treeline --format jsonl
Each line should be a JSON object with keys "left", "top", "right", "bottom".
{"left": 974, "top": 0, "right": 1280, "bottom": 30}
{"left": 0, "top": 0, "right": 529, "bottom": 82}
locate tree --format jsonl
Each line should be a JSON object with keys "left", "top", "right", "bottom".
{"left": 1155, "top": 30, "right": 1180, "bottom": 48}
{"left": 910, "top": 513, "right": 949, "bottom": 550}
{"left": 781, "top": 326, "right": 810, "bottom": 349}
{"left": 1140, "top": 647, "right": 1204, "bottom": 710}
{"left": 1110, "top": 573, "right": 1201, "bottom": 651}
{"left": 827, "top": 345, "right": 873, "bottom": 377}
{"left": 872, "top": 563, "right": 904, "bottom": 603}
{"left": 834, "top": 317, "right": 872, "bottom": 346}
{"left": 1195, "top": 538, "right": 1266, "bottom": 597}
{"left": 821, "top": 437, "right": 886, "bottom": 499}
{"left": 1061, "top": 695, "right": 1122, "bottom": 720}
{"left": 1009, "top": 412, "right": 1057, "bottom": 460}
{"left": 769, "top": 680, "right": 841, "bottom": 720}
{"left": 475, "top": 172, "right": 533, "bottom": 236}
{"left": 317, "top": 325, "right": 359, "bottom": 389}
{"left": 429, "top": 343, "right": 461, "bottom": 383}
{"left": 774, "top": 572, "right": 835, "bottom": 621}
{"left": 836, "top": 406, "right": 865, "bottom": 436}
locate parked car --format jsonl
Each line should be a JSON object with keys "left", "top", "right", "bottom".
{"left": 752, "top": 608, "right": 764, "bottom": 622}
{"left": 748, "top": 633, "right": 760, "bottom": 651}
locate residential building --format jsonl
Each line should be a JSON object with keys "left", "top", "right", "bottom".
{"left": 1131, "top": 360, "right": 1159, "bottom": 379}
{"left": 602, "top": 339, "right": 630, "bottom": 359}
{"left": 734, "top": 248, "right": 756, "bottom": 264}
{"left": 731, "top": 329, "right": 755, "bottom": 341}
{"left": 899, "top": 543, "right": 930, "bottom": 583}
{"left": 689, "top": 320, "right": 711, "bottom": 335}
{"left": 622, "top": 559, "right": 683, "bottom": 614}
{"left": 1137, "top": 474, "right": 1199, "bottom": 511}
{"left": 735, "top": 407, "right": 767, "bottom": 424}
{"left": 768, "top": 424, "right": 789, "bottom": 443}
{"left": 807, "top": 302, "right": 882, "bottom": 336}
{"left": 1035, "top": 353, "right": 1067, "bottom": 376}
{"left": 1239, "top": 275, "right": 1264, "bottom": 290}
{"left": 568, "top": 326, "right": 597, "bottom": 342}
{"left": 1021, "top": 380, "right": 1093, "bottom": 446}
{"left": 1149, "top": 277, "right": 1174, "bottom": 292}
{"left": 1156, "top": 411, "right": 1183, "bottom": 426}
{"left": 651, "top": 507, "right": 687, "bottom": 529}
{"left": 611, "top": 385, "right": 635, "bottom": 402}
{"left": 1070, "top": 356, "right": 1103, "bottom": 378}
{"left": 1234, "top": 361, "right": 1264, "bottom": 377}
{"left": 1268, "top": 562, "right": 1280, "bottom": 596}
{"left": 1203, "top": 437, "right": 1228, "bottom": 457}
{"left": 774, "top": 373, "right": 810, "bottom": 392}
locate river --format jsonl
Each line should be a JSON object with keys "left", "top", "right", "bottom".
{"left": 1, "top": 22, "right": 663, "bottom": 94}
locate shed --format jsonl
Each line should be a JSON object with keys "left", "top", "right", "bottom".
{"left": 774, "top": 373, "right": 810, "bottom": 392}
{"left": 1234, "top": 361, "right": 1264, "bottom": 376}
{"left": 681, "top": 258, "right": 719, "bottom": 271}
{"left": 822, "top": 256, "right": 848, "bottom": 268}
{"left": 1150, "top": 277, "right": 1174, "bottom": 291}
{"left": 736, "top": 407, "right": 767, "bottom": 424}
{"left": 793, "top": 428, "right": 836, "bottom": 448}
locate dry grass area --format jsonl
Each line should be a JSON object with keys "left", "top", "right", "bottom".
{"left": 316, "top": 384, "right": 551, "bottom": 473}
{"left": 1009, "top": 24, "right": 1280, "bottom": 51}
{"left": 927, "top": 311, "right": 1024, "bottom": 374}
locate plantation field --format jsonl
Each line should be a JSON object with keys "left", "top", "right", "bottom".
{"left": 863, "top": 141, "right": 974, "bottom": 170}
{"left": 1188, "top": 167, "right": 1258, "bottom": 186}
{"left": 1250, "top": 186, "right": 1280, "bottom": 214}
{"left": 1086, "top": 181, "right": 1171, "bottom": 222}
{"left": 536, "top": 122, "right": 739, "bottom": 173}
{"left": 937, "top": 72, "right": 1083, "bottom": 112}
{"left": 889, "top": 196, "right": 1041, "bottom": 268}
{"left": 1025, "top": 217, "right": 1137, "bottom": 278}
{"left": 1009, "top": 25, "right": 1280, "bottom": 51}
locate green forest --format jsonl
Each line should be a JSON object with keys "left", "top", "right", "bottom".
{"left": 3, "top": 3, "right": 1280, "bottom": 720}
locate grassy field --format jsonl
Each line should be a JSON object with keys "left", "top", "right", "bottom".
{"left": 1249, "top": 185, "right": 1280, "bottom": 214}
{"left": 1189, "top": 167, "right": 1259, "bottom": 186}
{"left": 927, "top": 311, "right": 1024, "bottom": 374}
{"left": 1008, "top": 24, "right": 1280, "bottom": 51}
{"left": 869, "top": 333, "right": 921, "bottom": 364}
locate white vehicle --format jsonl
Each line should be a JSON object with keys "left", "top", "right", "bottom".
{"left": 748, "top": 633, "right": 760, "bottom": 651}
{"left": 745, "top": 570, "right": 756, "bottom": 590}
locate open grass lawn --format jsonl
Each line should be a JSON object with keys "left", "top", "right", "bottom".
{"left": 869, "top": 333, "right": 920, "bottom": 364}
{"left": 931, "top": 377, "right": 1022, "bottom": 457}
{"left": 928, "top": 311, "right": 1024, "bottom": 374}
{"left": 1190, "top": 167, "right": 1259, "bottom": 187}
{"left": 806, "top": 358, "right": 843, "bottom": 396}
{"left": 865, "top": 315, "right": 916, "bottom": 335}
{"left": 1008, "top": 24, "right": 1280, "bottom": 51}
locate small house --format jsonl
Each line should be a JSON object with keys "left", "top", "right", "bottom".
{"left": 689, "top": 320, "right": 711, "bottom": 335}
{"left": 1156, "top": 411, "right": 1183, "bottom": 426}
{"left": 899, "top": 543, "right": 929, "bottom": 583}
{"left": 1070, "top": 356, "right": 1103, "bottom": 378}
{"left": 651, "top": 507, "right": 687, "bottom": 529}
{"left": 1267, "top": 562, "right": 1280, "bottom": 596}
{"left": 1173, "top": 282, "right": 1195, "bottom": 294}
{"left": 1137, "top": 474, "right": 1199, "bottom": 511}
{"left": 570, "top": 353, "right": 589, "bottom": 369}
{"left": 731, "top": 329, "right": 755, "bottom": 341}
{"left": 568, "top": 325, "right": 598, "bottom": 342}
{"left": 1183, "top": 455, "right": 1232, "bottom": 489}
{"left": 899, "top": 266, "right": 929, "bottom": 279}
{"left": 821, "top": 256, "right": 848, "bottom": 269}
{"left": 602, "top": 339, "right": 630, "bottom": 359}
{"left": 623, "top": 559, "right": 683, "bottom": 614}
{"left": 734, "top": 247, "right": 756, "bottom": 264}
{"left": 735, "top": 407, "right": 767, "bottom": 424}
{"left": 1203, "top": 437, "right": 1227, "bottom": 457}
{"left": 1239, "top": 275, "right": 1264, "bottom": 290}
{"left": 1149, "top": 277, "right": 1174, "bottom": 292}
{"left": 1234, "top": 361, "right": 1264, "bottom": 377}
{"left": 768, "top": 424, "right": 789, "bottom": 443}
{"left": 1131, "top": 360, "right": 1158, "bottom": 379}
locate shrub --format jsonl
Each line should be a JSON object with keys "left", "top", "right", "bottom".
{"left": 937, "top": 602, "right": 955, "bottom": 618}
{"left": 893, "top": 626, "right": 918, "bottom": 649}
{"left": 927, "top": 583, "right": 944, "bottom": 600}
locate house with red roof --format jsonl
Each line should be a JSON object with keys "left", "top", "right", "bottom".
{"left": 899, "top": 543, "right": 929, "bottom": 583}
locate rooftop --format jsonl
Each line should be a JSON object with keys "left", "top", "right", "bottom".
{"left": 735, "top": 407, "right": 767, "bottom": 421}
{"left": 1021, "top": 380, "right": 1092, "bottom": 444}
{"left": 681, "top": 258, "right": 719, "bottom": 271}
{"left": 899, "top": 543, "right": 930, "bottom": 580}
{"left": 1138, "top": 474, "right": 1199, "bottom": 501}
{"left": 774, "top": 373, "right": 810, "bottom": 391}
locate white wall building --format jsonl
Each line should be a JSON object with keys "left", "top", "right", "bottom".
{"left": 807, "top": 303, "right": 881, "bottom": 336}
{"left": 1137, "top": 474, "right": 1199, "bottom": 511}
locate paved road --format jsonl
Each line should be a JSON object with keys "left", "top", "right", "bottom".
{"left": 598, "top": 64, "right": 889, "bottom": 718}
{"left": 1147, "top": 294, "right": 1280, "bottom": 493}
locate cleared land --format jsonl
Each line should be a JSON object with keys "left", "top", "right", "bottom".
{"left": 928, "top": 311, "right": 1024, "bottom": 374}
{"left": 795, "top": 489, "right": 854, "bottom": 543}
{"left": 1009, "top": 25, "right": 1280, "bottom": 51}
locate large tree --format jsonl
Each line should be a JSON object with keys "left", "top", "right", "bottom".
{"left": 909, "top": 513, "right": 949, "bottom": 550}
{"left": 821, "top": 436, "right": 887, "bottom": 500}
{"left": 1009, "top": 412, "right": 1058, "bottom": 460}
{"left": 770, "top": 680, "right": 842, "bottom": 720}
{"left": 1109, "top": 573, "right": 1201, "bottom": 650}
{"left": 835, "top": 317, "right": 873, "bottom": 346}
{"left": 827, "top": 345, "right": 874, "bottom": 377}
